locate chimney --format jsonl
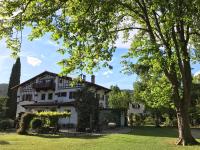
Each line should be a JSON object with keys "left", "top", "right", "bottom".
{"left": 91, "top": 75, "right": 95, "bottom": 84}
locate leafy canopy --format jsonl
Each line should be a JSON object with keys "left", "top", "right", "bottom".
{"left": 108, "top": 85, "right": 131, "bottom": 109}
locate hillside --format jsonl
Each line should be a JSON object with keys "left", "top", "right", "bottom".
{"left": 0, "top": 84, "right": 8, "bottom": 96}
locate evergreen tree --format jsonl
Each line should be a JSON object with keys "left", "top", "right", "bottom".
{"left": 5, "top": 57, "right": 21, "bottom": 119}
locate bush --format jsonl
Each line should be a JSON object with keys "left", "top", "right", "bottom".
{"left": 134, "top": 114, "right": 145, "bottom": 126}
{"left": 17, "top": 112, "right": 36, "bottom": 135}
{"left": 30, "top": 118, "right": 43, "bottom": 130}
{"left": 0, "top": 119, "right": 14, "bottom": 131}
{"left": 144, "top": 116, "right": 155, "bottom": 125}
{"left": 128, "top": 113, "right": 134, "bottom": 127}
{"left": 38, "top": 126, "right": 51, "bottom": 134}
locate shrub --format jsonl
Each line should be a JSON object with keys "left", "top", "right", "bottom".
{"left": 17, "top": 112, "right": 36, "bottom": 135}
{"left": 129, "top": 113, "right": 134, "bottom": 127}
{"left": 38, "top": 126, "right": 51, "bottom": 134}
{"left": 134, "top": 114, "right": 144, "bottom": 126}
{"left": 0, "top": 119, "right": 14, "bottom": 131}
{"left": 144, "top": 116, "right": 155, "bottom": 125}
{"left": 30, "top": 118, "right": 43, "bottom": 130}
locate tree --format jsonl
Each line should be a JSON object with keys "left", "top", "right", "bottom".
{"left": 1, "top": 0, "right": 200, "bottom": 145}
{"left": 133, "top": 79, "right": 175, "bottom": 127}
{"left": 108, "top": 85, "right": 131, "bottom": 109}
{"left": 189, "top": 75, "right": 200, "bottom": 126}
{"left": 0, "top": 97, "right": 8, "bottom": 119}
{"left": 5, "top": 57, "right": 21, "bottom": 119}
{"left": 75, "top": 87, "right": 99, "bottom": 132}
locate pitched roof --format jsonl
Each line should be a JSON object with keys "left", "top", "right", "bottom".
{"left": 12, "top": 71, "right": 110, "bottom": 91}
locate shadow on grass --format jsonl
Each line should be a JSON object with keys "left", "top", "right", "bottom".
{"left": 0, "top": 140, "right": 10, "bottom": 145}
{"left": 128, "top": 126, "right": 178, "bottom": 138}
{"left": 28, "top": 133, "right": 106, "bottom": 139}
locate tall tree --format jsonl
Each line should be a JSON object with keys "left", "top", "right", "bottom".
{"left": 1, "top": 0, "right": 200, "bottom": 145}
{"left": 108, "top": 85, "right": 131, "bottom": 109}
{"left": 75, "top": 87, "right": 99, "bottom": 132}
{"left": 5, "top": 57, "right": 21, "bottom": 119}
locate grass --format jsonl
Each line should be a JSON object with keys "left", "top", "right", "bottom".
{"left": 0, "top": 127, "right": 200, "bottom": 150}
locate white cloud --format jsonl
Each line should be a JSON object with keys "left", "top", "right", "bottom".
{"left": 102, "top": 70, "right": 113, "bottom": 78}
{"left": 48, "top": 40, "right": 59, "bottom": 47}
{"left": 27, "top": 56, "right": 42, "bottom": 67}
{"left": 115, "top": 30, "right": 137, "bottom": 49}
{"left": 194, "top": 70, "right": 200, "bottom": 76}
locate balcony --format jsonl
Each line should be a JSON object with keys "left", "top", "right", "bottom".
{"left": 32, "top": 80, "right": 55, "bottom": 91}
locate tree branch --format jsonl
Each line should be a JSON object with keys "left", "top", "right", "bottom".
{"left": 110, "top": 27, "right": 149, "bottom": 33}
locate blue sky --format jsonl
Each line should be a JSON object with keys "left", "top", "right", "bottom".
{"left": 0, "top": 28, "right": 137, "bottom": 89}
{"left": 1, "top": 28, "right": 200, "bottom": 90}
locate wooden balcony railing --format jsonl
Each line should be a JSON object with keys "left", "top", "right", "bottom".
{"left": 32, "top": 80, "right": 55, "bottom": 91}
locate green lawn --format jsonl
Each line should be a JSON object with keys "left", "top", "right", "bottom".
{"left": 0, "top": 127, "right": 200, "bottom": 150}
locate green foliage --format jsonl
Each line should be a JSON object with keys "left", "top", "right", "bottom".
{"left": 75, "top": 87, "right": 99, "bottom": 132}
{"left": 108, "top": 85, "right": 131, "bottom": 109}
{"left": 36, "top": 111, "right": 70, "bottom": 118}
{"left": 0, "top": 119, "right": 14, "bottom": 131}
{"left": 17, "top": 111, "right": 70, "bottom": 134}
{"left": 36, "top": 111, "right": 71, "bottom": 128}
{"left": 30, "top": 118, "right": 43, "bottom": 130}
{"left": 0, "top": 97, "right": 8, "bottom": 118}
{"left": 133, "top": 71, "right": 174, "bottom": 109}
{"left": 17, "top": 113, "right": 36, "bottom": 135}
{"left": 144, "top": 116, "right": 155, "bottom": 126}
{"left": 5, "top": 57, "right": 21, "bottom": 119}
{"left": 129, "top": 113, "right": 145, "bottom": 127}
{"left": 17, "top": 112, "right": 36, "bottom": 135}
{"left": 1, "top": 0, "right": 200, "bottom": 143}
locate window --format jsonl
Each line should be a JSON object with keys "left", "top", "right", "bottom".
{"left": 69, "top": 92, "right": 75, "bottom": 99}
{"left": 59, "top": 78, "right": 62, "bottom": 83}
{"left": 41, "top": 94, "right": 46, "bottom": 100}
{"left": 96, "top": 94, "right": 100, "bottom": 100}
{"left": 64, "top": 109, "right": 71, "bottom": 113}
{"left": 22, "top": 94, "right": 32, "bottom": 101}
{"left": 61, "top": 92, "right": 67, "bottom": 97}
{"left": 55, "top": 93, "right": 60, "bottom": 97}
{"left": 132, "top": 103, "right": 140, "bottom": 109}
{"left": 48, "top": 93, "right": 53, "bottom": 100}
{"left": 56, "top": 92, "right": 67, "bottom": 97}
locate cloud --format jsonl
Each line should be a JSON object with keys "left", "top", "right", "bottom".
{"left": 27, "top": 56, "right": 42, "bottom": 67}
{"left": 102, "top": 70, "right": 113, "bottom": 78}
{"left": 115, "top": 30, "right": 137, "bottom": 49}
{"left": 194, "top": 70, "right": 200, "bottom": 76}
{"left": 48, "top": 40, "right": 59, "bottom": 47}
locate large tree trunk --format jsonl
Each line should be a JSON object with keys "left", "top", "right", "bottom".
{"left": 176, "top": 103, "right": 198, "bottom": 145}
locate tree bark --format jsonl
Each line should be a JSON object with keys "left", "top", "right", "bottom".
{"left": 176, "top": 104, "right": 198, "bottom": 145}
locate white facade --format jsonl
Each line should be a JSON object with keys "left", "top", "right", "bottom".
{"left": 16, "top": 71, "right": 110, "bottom": 126}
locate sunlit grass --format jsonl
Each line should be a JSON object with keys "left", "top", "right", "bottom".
{"left": 0, "top": 127, "right": 199, "bottom": 150}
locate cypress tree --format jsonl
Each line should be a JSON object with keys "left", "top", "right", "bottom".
{"left": 5, "top": 57, "right": 21, "bottom": 119}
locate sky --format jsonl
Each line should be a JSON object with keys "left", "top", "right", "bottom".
{"left": 1, "top": 28, "right": 200, "bottom": 90}
{"left": 0, "top": 28, "right": 137, "bottom": 90}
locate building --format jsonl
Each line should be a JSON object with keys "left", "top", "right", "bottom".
{"left": 127, "top": 102, "right": 145, "bottom": 116}
{"left": 14, "top": 71, "right": 125, "bottom": 127}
